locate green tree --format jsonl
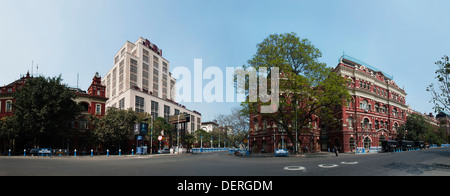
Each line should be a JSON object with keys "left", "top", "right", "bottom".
{"left": 398, "top": 113, "right": 427, "bottom": 141}
{"left": 151, "top": 117, "right": 173, "bottom": 146}
{"left": 13, "top": 75, "right": 80, "bottom": 148}
{"left": 0, "top": 116, "right": 19, "bottom": 152}
{"left": 194, "top": 129, "right": 210, "bottom": 147}
{"left": 240, "top": 33, "right": 351, "bottom": 153}
{"left": 90, "top": 108, "right": 139, "bottom": 149}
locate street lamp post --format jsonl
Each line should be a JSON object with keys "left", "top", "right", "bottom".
{"left": 177, "top": 115, "right": 180, "bottom": 153}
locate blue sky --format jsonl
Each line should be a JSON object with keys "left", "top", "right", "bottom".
{"left": 1, "top": 0, "right": 450, "bottom": 121}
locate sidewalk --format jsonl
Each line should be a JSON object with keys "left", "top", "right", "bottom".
{"left": 247, "top": 151, "right": 355, "bottom": 158}
{"left": 0, "top": 152, "right": 190, "bottom": 159}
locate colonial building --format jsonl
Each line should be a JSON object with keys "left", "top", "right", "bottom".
{"left": 329, "top": 54, "right": 407, "bottom": 152}
{"left": 201, "top": 121, "right": 219, "bottom": 132}
{"left": 0, "top": 72, "right": 32, "bottom": 118}
{"left": 249, "top": 54, "right": 408, "bottom": 154}
{"left": 0, "top": 72, "right": 108, "bottom": 152}
{"left": 68, "top": 72, "right": 108, "bottom": 150}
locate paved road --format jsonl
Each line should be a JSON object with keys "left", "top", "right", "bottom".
{"left": 0, "top": 147, "right": 449, "bottom": 176}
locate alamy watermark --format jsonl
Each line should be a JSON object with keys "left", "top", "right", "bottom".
{"left": 172, "top": 59, "right": 279, "bottom": 113}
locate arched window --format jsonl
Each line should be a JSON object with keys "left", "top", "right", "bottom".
{"left": 364, "top": 137, "right": 372, "bottom": 149}
{"left": 393, "top": 122, "right": 399, "bottom": 131}
{"left": 375, "top": 103, "right": 380, "bottom": 113}
{"left": 79, "top": 102, "right": 89, "bottom": 112}
{"left": 393, "top": 108, "right": 398, "bottom": 117}
{"left": 360, "top": 99, "right": 369, "bottom": 111}
{"left": 347, "top": 116, "right": 354, "bottom": 128}
{"left": 349, "top": 137, "right": 355, "bottom": 151}
{"left": 363, "top": 118, "right": 370, "bottom": 129}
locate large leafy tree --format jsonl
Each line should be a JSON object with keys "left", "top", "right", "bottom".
{"left": 90, "top": 108, "right": 141, "bottom": 149}
{"left": 0, "top": 116, "right": 19, "bottom": 152}
{"left": 240, "top": 32, "right": 351, "bottom": 153}
{"left": 13, "top": 75, "right": 80, "bottom": 148}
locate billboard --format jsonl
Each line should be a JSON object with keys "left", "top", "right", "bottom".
{"left": 134, "top": 123, "right": 149, "bottom": 135}
{"left": 168, "top": 113, "right": 190, "bottom": 124}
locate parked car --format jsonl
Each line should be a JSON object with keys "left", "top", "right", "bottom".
{"left": 158, "top": 148, "right": 170, "bottom": 154}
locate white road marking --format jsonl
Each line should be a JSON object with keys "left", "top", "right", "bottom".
{"left": 284, "top": 166, "right": 306, "bottom": 171}
{"left": 341, "top": 161, "right": 358, "bottom": 165}
{"left": 318, "top": 164, "right": 338, "bottom": 168}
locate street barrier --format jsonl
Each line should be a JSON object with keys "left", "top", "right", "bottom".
{"left": 192, "top": 148, "right": 230, "bottom": 153}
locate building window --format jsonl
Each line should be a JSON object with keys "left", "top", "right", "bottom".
{"left": 360, "top": 99, "right": 369, "bottom": 111}
{"left": 364, "top": 137, "right": 371, "bottom": 149}
{"left": 151, "top": 100, "right": 159, "bottom": 119}
{"left": 363, "top": 118, "right": 370, "bottom": 129}
{"left": 119, "top": 98, "right": 125, "bottom": 110}
{"left": 393, "top": 108, "right": 398, "bottom": 117}
{"left": 6, "top": 100, "right": 12, "bottom": 112}
{"left": 375, "top": 103, "right": 380, "bottom": 113}
{"left": 96, "top": 104, "right": 102, "bottom": 115}
{"left": 135, "top": 96, "right": 145, "bottom": 113}
{"left": 349, "top": 137, "right": 355, "bottom": 151}
{"left": 164, "top": 105, "right": 170, "bottom": 122}
{"left": 347, "top": 117, "right": 354, "bottom": 128}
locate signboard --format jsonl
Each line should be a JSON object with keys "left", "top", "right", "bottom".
{"left": 168, "top": 113, "right": 190, "bottom": 124}
{"left": 134, "top": 123, "right": 149, "bottom": 135}
{"left": 39, "top": 148, "right": 51, "bottom": 154}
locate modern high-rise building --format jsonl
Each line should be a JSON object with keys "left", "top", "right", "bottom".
{"left": 102, "top": 37, "right": 202, "bottom": 134}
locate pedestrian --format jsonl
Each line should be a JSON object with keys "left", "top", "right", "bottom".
{"left": 334, "top": 145, "right": 338, "bottom": 156}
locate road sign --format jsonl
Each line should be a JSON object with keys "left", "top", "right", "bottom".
{"left": 158, "top": 135, "right": 163, "bottom": 141}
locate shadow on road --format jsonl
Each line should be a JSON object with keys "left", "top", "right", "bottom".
{"left": 383, "top": 162, "right": 450, "bottom": 175}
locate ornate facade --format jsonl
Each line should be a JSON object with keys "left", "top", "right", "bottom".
{"left": 249, "top": 54, "right": 408, "bottom": 154}
{"left": 329, "top": 55, "right": 407, "bottom": 152}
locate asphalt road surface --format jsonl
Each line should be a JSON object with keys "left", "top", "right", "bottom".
{"left": 1, "top": 147, "right": 449, "bottom": 176}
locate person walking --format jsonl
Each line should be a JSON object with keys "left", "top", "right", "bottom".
{"left": 334, "top": 145, "right": 339, "bottom": 156}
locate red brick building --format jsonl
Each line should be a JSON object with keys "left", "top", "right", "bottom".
{"left": 0, "top": 72, "right": 107, "bottom": 152}
{"left": 0, "top": 72, "right": 32, "bottom": 119}
{"left": 68, "top": 72, "right": 108, "bottom": 150}
{"left": 329, "top": 55, "right": 407, "bottom": 153}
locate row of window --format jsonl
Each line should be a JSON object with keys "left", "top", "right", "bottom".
{"left": 350, "top": 99, "right": 404, "bottom": 118}
{"left": 113, "top": 96, "right": 189, "bottom": 122}
{"left": 358, "top": 80, "right": 405, "bottom": 103}
{"left": 347, "top": 116, "right": 400, "bottom": 131}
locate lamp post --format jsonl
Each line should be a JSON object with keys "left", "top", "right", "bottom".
{"left": 177, "top": 114, "right": 180, "bottom": 153}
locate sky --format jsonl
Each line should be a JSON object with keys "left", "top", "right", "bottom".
{"left": 1, "top": 0, "right": 450, "bottom": 122}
